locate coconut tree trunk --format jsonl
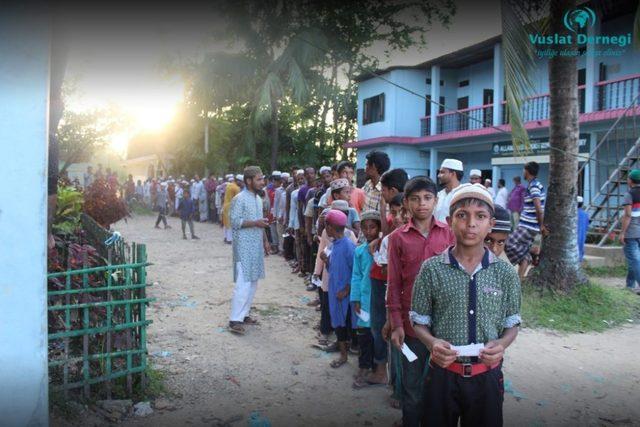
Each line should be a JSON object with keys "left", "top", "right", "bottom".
{"left": 530, "top": 0, "right": 586, "bottom": 290}
{"left": 269, "top": 98, "right": 279, "bottom": 171}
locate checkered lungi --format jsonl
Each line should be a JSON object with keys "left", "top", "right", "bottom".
{"left": 505, "top": 225, "right": 538, "bottom": 264}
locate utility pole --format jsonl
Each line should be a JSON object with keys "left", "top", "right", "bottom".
{"left": 204, "top": 121, "right": 209, "bottom": 177}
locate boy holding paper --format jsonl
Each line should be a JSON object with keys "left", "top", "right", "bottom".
{"left": 410, "top": 183, "right": 521, "bottom": 426}
{"left": 386, "top": 176, "right": 455, "bottom": 427}
{"left": 350, "top": 210, "right": 382, "bottom": 388}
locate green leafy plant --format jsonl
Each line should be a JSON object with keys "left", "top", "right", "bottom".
{"left": 53, "top": 185, "right": 84, "bottom": 235}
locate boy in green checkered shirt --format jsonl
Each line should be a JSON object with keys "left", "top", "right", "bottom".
{"left": 410, "top": 183, "right": 521, "bottom": 426}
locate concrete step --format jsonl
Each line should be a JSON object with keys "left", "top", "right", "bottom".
{"left": 582, "top": 255, "right": 607, "bottom": 268}
{"left": 584, "top": 244, "right": 625, "bottom": 266}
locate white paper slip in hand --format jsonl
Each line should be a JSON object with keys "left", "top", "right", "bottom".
{"left": 451, "top": 343, "right": 485, "bottom": 357}
{"left": 401, "top": 343, "right": 418, "bottom": 362}
{"left": 356, "top": 309, "right": 370, "bottom": 323}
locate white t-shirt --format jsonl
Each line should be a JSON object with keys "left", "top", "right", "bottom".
{"left": 495, "top": 187, "right": 509, "bottom": 209}
{"left": 374, "top": 235, "right": 390, "bottom": 266}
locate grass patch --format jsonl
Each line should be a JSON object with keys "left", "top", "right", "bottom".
{"left": 256, "top": 303, "right": 281, "bottom": 317}
{"left": 584, "top": 265, "right": 627, "bottom": 278}
{"left": 522, "top": 282, "right": 640, "bottom": 333}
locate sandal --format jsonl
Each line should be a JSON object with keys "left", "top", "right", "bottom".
{"left": 228, "top": 322, "right": 245, "bottom": 335}
{"left": 352, "top": 377, "right": 372, "bottom": 389}
{"left": 330, "top": 358, "right": 347, "bottom": 368}
{"left": 243, "top": 316, "right": 259, "bottom": 325}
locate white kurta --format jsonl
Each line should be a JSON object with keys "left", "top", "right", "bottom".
{"left": 434, "top": 185, "right": 459, "bottom": 223}
{"left": 230, "top": 189, "right": 266, "bottom": 282}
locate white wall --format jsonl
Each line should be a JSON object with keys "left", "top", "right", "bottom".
{"left": 0, "top": 11, "right": 50, "bottom": 427}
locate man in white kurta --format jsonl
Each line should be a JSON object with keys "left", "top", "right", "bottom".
{"left": 228, "top": 166, "right": 269, "bottom": 335}
{"left": 434, "top": 158, "right": 464, "bottom": 223}
{"left": 198, "top": 178, "right": 209, "bottom": 221}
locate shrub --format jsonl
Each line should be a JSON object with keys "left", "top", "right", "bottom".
{"left": 84, "top": 178, "right": 129, "bottom": 228}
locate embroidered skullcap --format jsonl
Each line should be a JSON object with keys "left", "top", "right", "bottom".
{"left": 360, "top": 209, "right": 381, "bottom": 223}
{"left": 330, "top": 200, "right": 349, "bottom": 211}
{"left": 319, "top": 166, "right": 331, "bottom": 174}
{"left": 326, "top": 209, "right": 347, "bottom": 227}
{"left": 235, "top": 174, "right": 244, "bottom": 181}
{"left": 271, "top": 170, "right": 282, "bottom": 177}
{"left": 492, "top": 206, "right": 511, "bottom": 233}
{"left": 449, "top": 183, "right": 494, "bottom": 210}
{"left": 330, "top": 178, "right": 349, "bottom": 191}
{"left": 440, "top": 158, "right": 464, "bottom": 172}
{"left": 295, "top": 169, "right": 304, "bottom": 176}
{"left": 469, "top": 169, "right": 482, "bottom": 178}
{"left": 281, "top": 172, "right": 290, "bottom": 179}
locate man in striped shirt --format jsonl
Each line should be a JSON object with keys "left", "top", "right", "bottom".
{"left": 505, "top": 161, "right": 547, "bottom": 280}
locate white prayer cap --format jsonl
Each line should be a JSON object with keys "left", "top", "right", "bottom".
{"left": 577, "top": 196, "right": 584, "bottom": 203}
{"left": 161, "top": 182, "right": 168, "bottom": 188}
{"left": 441, "top": 158, "right": 463, "bottom": 172}
{"left": 227, "top": 176, "right": 234, "bottom": 182}
{"left": 225, "top": 174, "right": 233, "bottom": 179}
{"left": 272, "top": 170, "right": 282, "bottom": 176}
{"left": 281, "top": 172, "right": 290, "bottom": 179}
{"left": 235, "top": 174, "right": 244, "bottom": 181}
{"left": 190, "top": 179, "right": 195, "bottom": 183}
{"left": 295, "top": 169, "right": 304, "bottom": 176}
{"left": 449, "top": 183, "right": 494, "bottom": 210}
{"left": 319, "top": 166, "right": 331, "bottom": 174}
{"left": 469, "top": 169, "right": 482, "bottom": 177}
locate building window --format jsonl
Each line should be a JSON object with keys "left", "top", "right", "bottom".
{"left": 363, "top": 93, "right": 385, "bottom": 125}
{"left": 458, "top": 80, "right": 470, "bottom": 87}
{"left": 426, "top": 78, "right": 444, "bottom": 86}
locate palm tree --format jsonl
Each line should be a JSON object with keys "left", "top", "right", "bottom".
{"left": 502, "top": 0, "right": 585, "bottom": 291}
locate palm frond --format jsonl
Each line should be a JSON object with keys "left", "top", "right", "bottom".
{"left": 501, "top": 0, "right": 549, "bottom": 153}
{"left": 253, "top": 72, "right": 284, "bottom": 125}
{"left": 287, "top": 58, "right": 309, "bottom": 104}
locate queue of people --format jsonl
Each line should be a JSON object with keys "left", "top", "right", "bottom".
{"left": 226, "top": 152, "right": 529, "bottom": 427}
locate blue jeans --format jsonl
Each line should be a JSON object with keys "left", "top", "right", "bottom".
{"left": 623, "top": 238, "right": 640, "bottom": 288}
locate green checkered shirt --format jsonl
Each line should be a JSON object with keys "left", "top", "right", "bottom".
{"left": 410, "top": 248, "right": 521, "bottom": 347}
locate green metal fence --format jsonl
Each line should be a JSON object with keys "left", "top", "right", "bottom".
{"left": 48, "top": 232, "right": 154, "bottom": 399}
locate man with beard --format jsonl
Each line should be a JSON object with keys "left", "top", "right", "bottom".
{"left": 434, "top": 159, "right": 464, "bottom": 223}
{"left": 228, "top": 166, "right": 270, "bottom": 335}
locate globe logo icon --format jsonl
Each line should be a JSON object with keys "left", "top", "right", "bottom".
{"left": 563, "top": 7, "right": 596, "bottom": 33}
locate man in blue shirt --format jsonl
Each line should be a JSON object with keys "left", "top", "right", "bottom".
{"left": 577, "top": 196, "right": 589, "bottom": 263}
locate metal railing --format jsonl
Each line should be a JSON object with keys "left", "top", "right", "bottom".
{"left": 419, "top": 75, "right": 640, "bottom": 137}
{"left": 580, "top": 94, "right": 640, "bottom": 245}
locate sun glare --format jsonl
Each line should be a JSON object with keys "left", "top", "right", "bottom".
{"left": 129, "top": 101, "right": 178, "bottom": 132}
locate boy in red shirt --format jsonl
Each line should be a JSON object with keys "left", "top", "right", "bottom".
{"left": 386, "top": 176, "right": 455, "bottom": 427}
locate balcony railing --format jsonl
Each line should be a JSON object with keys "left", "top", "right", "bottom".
{"left": 419, "top": 74, "right": 640, "bottom": 137}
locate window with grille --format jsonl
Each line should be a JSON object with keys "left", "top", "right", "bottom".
{"left": 363, "top": 93, "right": 385, "bottom": 125}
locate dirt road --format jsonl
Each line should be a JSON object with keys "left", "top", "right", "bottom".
{"left": 86, "top": 214, "right": 640, "bottom": 426}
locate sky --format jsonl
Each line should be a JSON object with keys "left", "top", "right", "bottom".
{"left": 63, "top": 0, "right": 502, "bottom": 156}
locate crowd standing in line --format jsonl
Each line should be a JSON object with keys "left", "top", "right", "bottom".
{"left": 75, "top": 151, "right": 629, "bottom": 425}
{"left": 223, "top": 153, "right": 528, "bottom": 427}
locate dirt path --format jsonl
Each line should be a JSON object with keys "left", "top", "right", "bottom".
{"left": 91, "top": 214, "right": 640, "bottom": 426}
